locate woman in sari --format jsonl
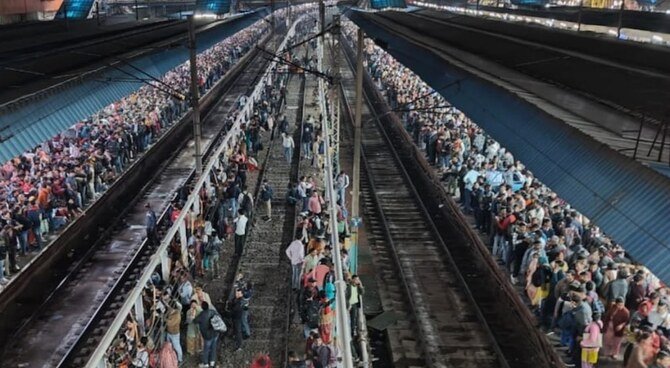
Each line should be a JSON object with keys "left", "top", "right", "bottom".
{"left": 602, "top": 297, "right": 630, "bottom": 359}
{"left": 319, "top": 299, "right": 334, "bottom": 345}
{"left": 525, "top": 252, "right": 540, "bottom": 302}
{"left": 580, "top": 312, "right": 603, "bottom": 368}
{"left": 191, "top": 287, "right": 215, "bottom": 313}
{"left": 158, "top": 341, "right": 179, "bottom": 368}
{"left": 186, "top": 299, "right": 203, "bottom": 355}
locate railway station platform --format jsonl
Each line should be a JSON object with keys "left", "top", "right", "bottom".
{"left": 3, "top": 3, "right": 670, "bottom": 368}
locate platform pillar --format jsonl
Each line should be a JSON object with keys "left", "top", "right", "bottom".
{"left": 134, "top": 294, "right": 145, "bottom": 336}
{"left": 179, "top": 220, "right": 188, "bottom": 266}
{"left": 160, "top": 248, "right": 170, "bottom": 281}
{"left": 188, "top": 15, "right": 203, "bottom": 175}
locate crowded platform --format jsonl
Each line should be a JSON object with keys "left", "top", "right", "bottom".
{"left": 343, "top": 19, "right": 670, "bottom": 368}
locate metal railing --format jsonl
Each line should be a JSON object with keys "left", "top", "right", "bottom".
{"left": 316, "top": 31, "right": 356, "bottom": 368}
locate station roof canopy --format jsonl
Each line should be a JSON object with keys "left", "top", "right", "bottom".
{"left": 0, "top": 10, "right": 265, "bottom": 162}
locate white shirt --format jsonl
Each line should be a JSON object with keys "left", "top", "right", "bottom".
{"left": 234, "top": 214, "right": 248, "bottom": 235}
{"left": 285, "top": 240, "right": 305, "bottom": 265}
{"left": 282, "top": 135, "right": 295, "bottom": 148}
{"left": 464, "top": 169, "right": 479, "bottom": 191}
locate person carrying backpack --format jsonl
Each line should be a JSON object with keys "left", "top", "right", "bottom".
{"left": 302, "top": 295, "right": 321, "bottom": 339}
{"left": 311, "top": 336, "right": 332, "bottom": 368}
{"left": 260, "top": 180, "right": 274, "bottom": 222}
{"left": 286, "top": 182, "right": 299, "bottom": 206}
{"left": 239, "top": 186, "right": 253, "bottom": 218}
{"left": 194, "top": 301, "right": 221, "bottom": 368}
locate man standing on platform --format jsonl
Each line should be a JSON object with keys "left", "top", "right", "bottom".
{"left": 347, "top": 274, "right": 365, "bottom": 336}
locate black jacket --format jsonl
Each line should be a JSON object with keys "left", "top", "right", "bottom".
{"left": 194, "top": 309, "right": 218, "bottom": 340}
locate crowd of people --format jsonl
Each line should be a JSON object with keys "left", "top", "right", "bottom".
{"left": 0, "top": 13, "right": 274, "bottom": 286}
{"left": 343, "top": 20, "right": 670, "bottom": 368}
{"left": 283, "top": 171, "right": 360, "bottom": 368}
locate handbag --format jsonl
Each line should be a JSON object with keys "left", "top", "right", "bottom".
{"left": 582, "top": 324, "right": 603, "bottom": 348}
{"left": 40, "top": 218, "right": 50, "bottom": 236}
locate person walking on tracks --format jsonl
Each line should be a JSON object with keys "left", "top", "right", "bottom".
{"left": 145, "top": 202, "right": 158, "bottom": 245}
{"left": 234, "top": 209, "right": 249, "bottom": 256}
{"left": 239, "top": 185, "right": 254, "bottom": 219}
{"left": 231, "top": 288, "right": 250, "bottom": 351}
{"left": 282, "top": 132, "right": 295, "bottom": 164}
{"left": 335, "top": 171, "right": 350, "bottom": 206}
{"left": 260, "top": 180, "right": 274, "bottom": 222}
{"left": 286, "top": 235, "right": 305, "bottom": 290}
{"left": 302, "top": 115, "right": 314, "bottom": 159}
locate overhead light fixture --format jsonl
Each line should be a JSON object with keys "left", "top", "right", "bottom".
{"left": 194, "top": 13, "right": 218, "bottom": 19}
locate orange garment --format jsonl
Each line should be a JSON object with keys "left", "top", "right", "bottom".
{"left": 307, "top": 238, "right": 325, "bottom": 254}
{"left": 319, "top": 305, "right": 334, "bottom": 344}
{"left": 37, "top": 188, "right": 50, "bottom": 209}
{"left": 312, "top": 264, "right": 330, "bottom": 290}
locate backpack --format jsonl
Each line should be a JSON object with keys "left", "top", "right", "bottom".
{"left": 591, "top": 298, "right": 605, "bottom": 315}
{"left": 287, "top": 188, "right": 298, "bottom": 205}
{"left": 204, "top": 240, "right": 216, "bottom": 256}
{"left": 240, "top": 193, "right": 252, "bottom": 213}
{"left": 210, "top": 313, "right": 227, "bottom": 333}
{"left": 305, "top": 300, "right": 321, "bottom": 329}
{"left": 558, "top": 310, "right": 576, "bottom": 332}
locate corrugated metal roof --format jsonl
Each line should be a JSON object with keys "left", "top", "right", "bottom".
{"left": 0, "top": 77, "right": 140, "bottom": 162}
{"left": 0, "top": 10, "right": 265, "bottom": 162}
{"left": 351, "top": 10, "right": 670, "bottom": 284}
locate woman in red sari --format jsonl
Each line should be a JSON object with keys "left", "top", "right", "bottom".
{"left": 602, "top": 297, "right": 630, "bottom": 359}
{"left": 319, "top": 301, "right": 334, "bottom": 345}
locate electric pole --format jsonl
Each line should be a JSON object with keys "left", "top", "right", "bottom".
{"left": 319, "top": 0, "right": 325, "bottom": 38}
{"left": 351, "top": 26, "right": 371, "bottom": 368}
{"left": 351, "top": 27, "right": 363, "bottom": 275}
{"left": 188, "top": 15, "right": 203, "bottom": 174}
{"left": 329, "top": 13, "right": 341, "bottom": 175}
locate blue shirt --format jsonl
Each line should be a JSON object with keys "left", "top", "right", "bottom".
{"left": 145, "top": 210, "right": 157, "bottom": 231}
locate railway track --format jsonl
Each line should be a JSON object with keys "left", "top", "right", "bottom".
{"left": 217, "top": 21, "right": 318, "bottom": 366}
{"left": 334, "top": 39, "right": 505, "bottom": 368}
{"left": 338, "top": 28, "right": 562, "bottom": 368}
{"left": 1, "top": 31, "right": 283, "bottom": 368}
